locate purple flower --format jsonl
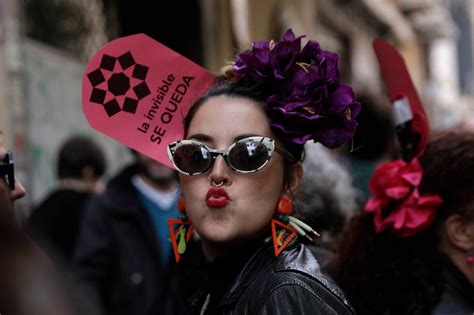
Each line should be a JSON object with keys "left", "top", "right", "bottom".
{"left": 267, "top": 84, "right": 360, "bottom": 147}
{"left": 234, "top": 29, "right": 304, "bottom": 83}
{"left": 233, "top": 29, "right": 360, "bottom": 148}
{"left": 234, "top": 41, "right": 272, "bottom": 81}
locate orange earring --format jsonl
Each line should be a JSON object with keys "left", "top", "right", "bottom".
{"left": 277, "top": 196, "right": 293, "bottom": 215}
{"left": 271, "top": 196, "right": 297, "bottom": 257}
{"left": 178, "top": 196, "right": 186, "bottom": 212}
{"left": 168, "top": 196, "right": 193, "bottom": 263}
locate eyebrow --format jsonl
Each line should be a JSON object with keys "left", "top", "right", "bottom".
{"left": 187, "top": 133, "right": 213, "bottom": 142}
{"left": 187, "top": 133, "right": 264, "bottom": 143}
{"left": 234, "top": 134, "right": 261, "bottom": 142}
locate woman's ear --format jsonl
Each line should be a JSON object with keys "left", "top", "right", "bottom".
{"left": 443, "top": 214, "right": 474, "bottom": 251}
{"left": 287, "top": 162, "right": 304, "bottom": 196}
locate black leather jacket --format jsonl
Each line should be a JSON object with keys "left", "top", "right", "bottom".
{"left": 191, "top": 241, "right": 354, "bottom": 314}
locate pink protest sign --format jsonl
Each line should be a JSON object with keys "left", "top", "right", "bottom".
{"left": 82, "top": 33, "right": 215, "bottom": 167}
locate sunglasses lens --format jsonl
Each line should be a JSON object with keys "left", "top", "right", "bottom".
{"left": 3, "top": 151, "right": 14, "bottom": 190}
{"left": 229, "top": 140, "right": 270, "bottom": 172}
{"left": 173, "top": 144, "right": 212, "bottom": 175}
{"left": 5, "top": 175, "right": 13, "bottom": 190}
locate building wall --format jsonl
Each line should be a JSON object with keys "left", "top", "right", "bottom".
{"left": 200, "top": 0, "right": 474, "bottom": 131}
{"left": 2, "top": 0, "right": 473, "bottom": 218}
{"left": 23, "top": 39, "right": 130, "bottom": 212}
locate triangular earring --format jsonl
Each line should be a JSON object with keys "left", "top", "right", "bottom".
{"left": 168, "top": 196, "right": 193, "bottom": 262}
{"left": 271, "top": 196, "right": 319, "bottom": 256}
{"left": 271, "top": 218, "right": 297, "bottom": 256}
{"left": 168, "top": 218, "right": 193, "bottom": 263}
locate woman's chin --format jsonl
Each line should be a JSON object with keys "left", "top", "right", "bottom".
{"left": 199, "top": 227, "right": 235, "bottom": 244}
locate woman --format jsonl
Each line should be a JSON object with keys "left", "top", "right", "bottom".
{"left": 330, "top": 131, "right": 474, "bottom": 315}
{"left": 166, "top": 30, "right": 359, "bottom": 314}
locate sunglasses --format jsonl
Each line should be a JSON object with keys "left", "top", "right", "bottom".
{"left": 0, "top": 150, "right": 15, "bottom": 190}
{"left": 167, "top": 136, "right": 291, "bottom": 176}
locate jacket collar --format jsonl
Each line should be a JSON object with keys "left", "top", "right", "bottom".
{"left": 216, "top": 242, "right": 274, "bottom": 306}
{"left": 209, "top": 241, "right": 352, "bottom": 310}
{"left": 188, "top": 240, "right": 274, "bottom": 310}
{"left": 275, "top": 244, "right": 353, "bottom": 308}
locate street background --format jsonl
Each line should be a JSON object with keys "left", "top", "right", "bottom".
{"left": 1, "top": 0, "right": 473, "bottom": 221}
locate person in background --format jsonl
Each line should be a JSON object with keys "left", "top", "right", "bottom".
{"left": 295, "top": 142, "right": 358, "bottom": 258}
{"left": 330, "top": 131, "right": 474, "bottom": 315}
{"left": 1, "top": 130, "right": 74, "bottom": 315}
{"left": 27, "top": 135, "right": 106, "bottom": 267}
{"left": 72, "top": 150, "right": 196, "bottom": 315}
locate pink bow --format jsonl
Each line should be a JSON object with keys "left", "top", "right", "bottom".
{"left": 364, "top": 158, "right": 442, "bottom": 237}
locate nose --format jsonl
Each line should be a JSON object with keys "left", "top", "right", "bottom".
{"left": 11, "top": 178, "right": 26, "bottom": 201}
{"left": 208, "top": 155, "right": 232, "bottom": 186}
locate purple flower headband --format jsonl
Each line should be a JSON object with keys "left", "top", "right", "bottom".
{"left": 233, "top": 29, "right": 360, "bottom": 148}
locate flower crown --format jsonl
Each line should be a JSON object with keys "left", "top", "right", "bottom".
{"left": 233, "top": 29, "right": 360, "bottom": 148}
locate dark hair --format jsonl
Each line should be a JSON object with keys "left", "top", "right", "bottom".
{"left": 183, "top": 76, "right": 304, "bottom": 192}
{"left": 295, "top": 144, "right": 358, "bottom": 248}
{"left": 57, "top": 135, "right": 106, "bottom": 179}
{"left": 329, "top": 131, "right": 474, "bottom": 315}
{"left": 348, "top": 94, "right": 395, "bottom": 160}
{"left": 419, "top": 131, "right": 474, "bottom": 220}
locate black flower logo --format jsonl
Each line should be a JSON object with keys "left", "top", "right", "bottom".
{"left": 87, "top": 51, "right": 151, "bottom": 117}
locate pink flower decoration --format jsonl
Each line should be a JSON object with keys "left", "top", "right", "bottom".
{"left": 364, "top": 158, "right": 443, "bottom": 237}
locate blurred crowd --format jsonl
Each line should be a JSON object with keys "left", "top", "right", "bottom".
{"left": 2, "top": 103, "right": 473, "bottom": 314}
{"left": 1, "top": 1, "right": 474, "bottom": 314}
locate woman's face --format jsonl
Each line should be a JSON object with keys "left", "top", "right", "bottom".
{"left": 180, "top": 95, "right": 286, "bottom": 256}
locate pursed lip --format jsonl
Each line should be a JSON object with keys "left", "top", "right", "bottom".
{"left": 206, "top": 188, "right": 230, "bottom": 208}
